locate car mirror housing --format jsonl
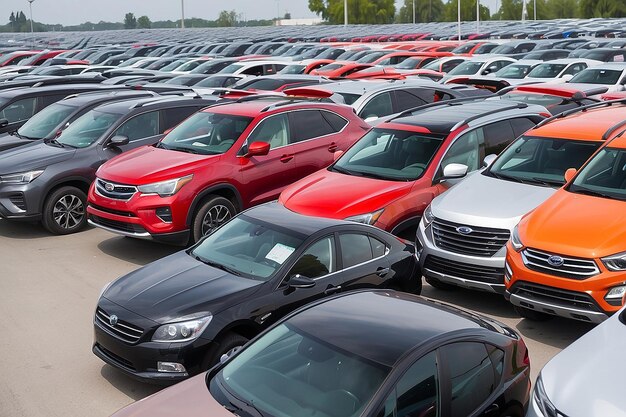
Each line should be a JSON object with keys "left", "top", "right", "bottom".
{"left": 333, "top": 150, "right": 344, "bottom": 161}
{"left": 288, "top": 274, "right": 316, "bottom": 289}
{"left": 108, "top": 135, "right": 130, "bottom": 147}
{"left": 564, "top": 167, "right": 577, "bottom": 183}
{"left": 442, "top": 163, "right": 468, "bottom": 180}
{"left": 0, "top": 118, "right": 8, "bottom": 128}
{"left": 245, "top": 141, "right": 270, "bottom": 158}
{"left": 483, "top": 154, "right": 497, "bottom": 167}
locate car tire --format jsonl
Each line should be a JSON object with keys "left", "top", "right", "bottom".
{"left": 425, "top": 276, "right": 456, "bottom": 290}
{"left": 191, "top": 195, "right": 236, "bottom": 243}
{"left": 41, "top": 186, "right": 88, "bottom": 235}
{"left": 203, "top": 332, "right": 249, "bottom": 370}
{"left": 514, "top": 306, "right": 552, "bottom": 321}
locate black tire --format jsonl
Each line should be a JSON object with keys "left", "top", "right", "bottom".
{"left": 202, "top": 332, "right": 249, "bottom": 370}
{"left": 191, "top": 195, "right": 236, "bottom": 243}
{"left": 514, "top": 306, "right": 552, "bottom": 321}
{"left": 41, "top": 186, "right": 88, "bottom": 235}
{"left": 425, "top": 276, "right": 456, "bottom": 291}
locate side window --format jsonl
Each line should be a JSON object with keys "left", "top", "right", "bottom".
{"left": 39, "top": 94, "right": 67, "bottom": 108}
{"left": 289, "top": 110, "right": 336, "bottom": 142}
{"left": 248, "top": 113, "right": 290, "bottom": 150}
{"left": 242, "top": 65, "right": 263, "bottom": 76}
{"left": 0, "top": 97, "right": 37, "bottom": 123}
{"left": 483, "top": 120, "right": 515, "bottom": 156}
{"left": 510, "top": 117, "right": 537, "bottom": 138}
{"left": 288, "top": 236, "right": 335, "bottom": 279}
{"left": 370, "top": 236, "right": 387, "bottom": 258}
{"left": 321, "top": 111, "right": 348, "bottom": 132}
{"left": 225, "top": 77, "right": 240, "bottom": 87}
{"left": 359, "top": 92, "right": 394, "bottom": 119}
{"left": 441, "top": 60, "right": 462, "bottom": 73}
{"left": 563, "top": 63, "right": 585, "bottom": 76}
{"left": 113, "top": 111, "right": 160, "bottom": 141}
{"left": 161, "top": 106, "right": 199, "bottom": 130}
{"left": 264, "top": 64, "right": 277, "bottom": 75}
{"left": 494, "top": 60, "right": 511, "bottom": 70}
{"left": 439, "top": 129, "right": 484, "bottom": 176}
{"left": 394, "top": 90, "right": 428, "bottom": 112}
{"left": 440, "top": 343, "right": 496, "bottom": 416}
{"left": 339, "top": 234, "right": 373, "bottom": 268}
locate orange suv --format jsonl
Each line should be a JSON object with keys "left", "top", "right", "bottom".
{"left": 505, "top": 102, "right": 626, "bottom": 323}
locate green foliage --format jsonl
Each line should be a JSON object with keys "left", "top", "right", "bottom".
{"left": 396, "top": 0, "right": 445, "bottom": 23}
{"left": 442, "top": 0, "right": 490, "bottom": 21}
{"left": 124, "top": 12, "right": 137, "bottom": 29}
{"left": 309, "top": 0, "right": 396, "bottom": 24}
{"left": 137, "top": 15, "right": 151, "bottom": 29}
{"left": 216, "top": 10, "right": 237, "bottom": 27}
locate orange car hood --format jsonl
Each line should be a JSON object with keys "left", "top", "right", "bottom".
{"left": 520, "top": 189, "right": 626, "bottom": 258}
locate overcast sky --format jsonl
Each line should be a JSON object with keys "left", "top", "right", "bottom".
{"left": 4, "top": 0, "right": 499, "bottom": 26}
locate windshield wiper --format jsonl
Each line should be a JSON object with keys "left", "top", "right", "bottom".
{"left": 489, "top": 171, "right": 524, "bottom": 183}
{"left": 192, "top": 254, "right": 242, "bottom": 276}
{"left": 44, "top": 138, "right": 67, "bottom": 148}
{"left": 571, "top": 186, "right": 614, "bottom": 199}
{"left": 531, "top": 177, "right": 564, "bottom": 187}
{"left": 154, "top": 142, "right": 169, "bottom": 150}
{"left": 332, "top": 165, "right": 360, "bottom": 176}
{"left": 169, "top": 146, "right": 200, "bottom": 155}
{"left": 356, "top": 171, "right": 397, "bottom": 181}
{"left": 220, "top": 379, "right": 265, "bottom": 417}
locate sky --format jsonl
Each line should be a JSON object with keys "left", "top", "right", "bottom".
{"left": 3, "top": 0, "right": 499, "bottom": 26}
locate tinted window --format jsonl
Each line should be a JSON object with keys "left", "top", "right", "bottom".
{"left": 562, "top": 63, "right": 587, "bottom": 76}
{"left": 289, "top": 236, "right": 335, "bottom": 279}
{"left": 441, "top": 59, "right": 464, "bottom": 73}
{"left": 0, "top": 97, "right": 37, "bottom": 123}
{"left": 321, "top": 111, "right": 348, "bottom": 132}
{"left": 114, "top": 111, "right": 159, "bottom": 142}
{"left": 395, "top": 351, "right": 439, "bottom": 417}
{"left": 394, "top": 90, "right": 428, "bottom": 112}
{"left": 483, "top": 120, "right": 514, "bottom": 156}
{"left": 440, "top": 129, "right": 483, "bottom": 175}
{"left": 39, "top": 94, "right": 67, "bottom": 108}
{"left": 360, "top": 92, "right": 393, "bottom": 119}
{"left": 510, "top": 117, "right": 537, "bottom": 138}
{"left": 290, "top": 110, "right": 336, "bottom": 142}
{"left": 340, "top": 234, "right": 373, "bottom": 268}
{"left": 440, "top": 343, "right": 495, "bottom": 416}
{"left": 248, "top": 113, "right": 290, "bottom": 149}
{"left": 161, "top": 106, "right": 199, "bottom": 130}
{"left": 370, "top": 236, "right": 387, "bottom": 258}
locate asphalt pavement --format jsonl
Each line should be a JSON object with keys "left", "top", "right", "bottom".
{"left": 0, "top": 220, "right": 596, "bottom": 417}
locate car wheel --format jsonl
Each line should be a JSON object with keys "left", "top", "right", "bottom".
{"left": 203, "top": 332, "right": 249, "bottom": 370}
{"left": 425, "top": 276, "right": 456, "bottom": 290}
{"left": 191, "top": 195, "right": 236, "bottom": 243}
{"left": 41, "top": 186, "right": 88, "bottom": 235}
{"left": 514, "top": 306, "right": 552, "bottom": 321}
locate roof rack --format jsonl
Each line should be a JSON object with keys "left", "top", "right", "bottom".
{"left": 388, "top": 96, "right": 487, "bottom": 122}
{"left": 129, "top": 94, "right": 204, "bottom": 109}
{"left": 62, "top": 89, "right": 159, "bottom": 101}
{"left": 602, "top": 119, "right": 626, "bottom": 141}
{"left": 451, "top": 102, "right": 529, "bottom": 131}
{"left": 534, "top": 97, "right": 626, "bottom": 129}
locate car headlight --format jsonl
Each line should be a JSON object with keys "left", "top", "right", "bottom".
{"left": 422, "top": 205, "right": 434, "bottom": 226}
{"left": 137, "top": 175, "right": 193, "bottom": 197}
{"left": 533, "top": 374, "right": 560, "bottom": 417}
{"left": 0, "top": 170, "right": 44, "bottom": 184}
{"left": 345, "top": 208, "right": 384, "bottom": 225}
{"left": 510, "top": 225, "right": 524, "bottom": 252}
{"left": 152, "top": 314, "right": 212, "bottom": 343}
{"left": 602, "top": 251, "right": 626, "bottom": 271}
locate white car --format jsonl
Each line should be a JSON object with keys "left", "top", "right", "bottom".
{"left": 565, "top": 62, "right": 626, "bottom": 92}
{"left": 441, "top": 56, "right": 517, "bottom": 83}
{"left": 524, "top": 58, "right": 602, "bottom": 83}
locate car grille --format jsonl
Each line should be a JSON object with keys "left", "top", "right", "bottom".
{"left": 424, "top": 255, "right": 504, "bottom": 284}
{"left": 522, "top": 248, "right": 599, "bottom": 279}
{"left": 90, "top": 214, "right": 148, "bottom": 234}
{"left": 8, "top": 194, "right": 26, "bottom": 211}
{"left": 89, "top": 203, "right": 134, "bottom": 217}
{"left": 95, "top": 308, "right": 144, "bottom": 343}
{"left": 95, "top": 178, "right": 137, "bottom": 201}
{"left": 432, "top": 218, "right": 510, "bottom": 257}
{"left": 511, "top": 282, "right": 601, "bottom": 313}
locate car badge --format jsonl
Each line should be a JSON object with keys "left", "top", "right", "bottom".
{"left": 547, "top": 256, "right": 564, "bottom": 267}
{"left": 456, "top": 226, "right": 473, "bottom": 235}
{"left": 109, "top": 314, "right": 118, "bottom": 326}
{"left": 104, "top": 182, "right": 115, "bottom": 192}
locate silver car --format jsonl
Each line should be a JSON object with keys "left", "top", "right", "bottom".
{"left": 416, "top": 130, "right": 602, "bottom": 293}
{"left": 528, "top": 301, "right": 626, "bottom": 417}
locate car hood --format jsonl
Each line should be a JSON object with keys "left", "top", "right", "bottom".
{"left": 0, "top": 132, "right": 33, "bottom": 152}
{"left": 431, "top": 171, "right": 556, "bottom": 230}
{"left": 98, "top": 145, "right": 220, "bottom": 185}
{"left": 111, "top": 373, "right": 234, "bottom": 417}
{"left": 279, "top": 169, "right": 413, "bottom": 221}
{"left": 519, "top": 190, "right": 626, "bottom": 258}
{"left": 0, "top": 141, "right": 74, "bottom": 175}
{"left": 542, "top": 312, "right": 626, "bottom": 417}
{"left": 103, "top": 251, "right": 262, "bottom": 323}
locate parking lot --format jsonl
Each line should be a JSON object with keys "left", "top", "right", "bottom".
{"left": 0, "top": 219, "right": 595, "bottom": 417}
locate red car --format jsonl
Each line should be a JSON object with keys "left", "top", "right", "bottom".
{"left": 87, "top": 97, "right": 370, "bottom": 245}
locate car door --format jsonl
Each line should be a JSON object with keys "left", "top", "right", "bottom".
{"left": 335, "top": 232, "right": 392, "bottom": 290}
{"left": 0, "top": 96, "right": 37, "bottom": 133}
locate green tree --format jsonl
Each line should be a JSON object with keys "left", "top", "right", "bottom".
{"left": 442, "top": 0, "right": 490, "bottom": 21}
{"left": 493, "top": 0, "right": 523, "bottom": 19}
{"left": 396, "top": 0, "right": 445, "bottom": 22}
{"left": 137, "top": 15, "right": 151, "bottom": 29}
{"left": 124, "top": 12, "right": 137, "bottom": 29}
{"left": 527, "top": 0, "right": 551, "bottom": 19}
{"left": 309, "top": 0, "right": 396, "bottom": 24}
{"left": 580, "top": 0, "right": 625, "bottom": 17}
{"left": 216, "top": 10, "right": 237, "bottom": 27}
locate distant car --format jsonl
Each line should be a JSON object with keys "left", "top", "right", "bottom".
{"left": 566, "top": 62, "right": 626, "bottom": 92}
{"left": 441, "top": 56, "right": 517, "bottom": 82}
{"left": 93, "top": 203, "right": 420, "bottom": 383}
{"left": 578, "top": 48, "right": 626, "bottom": 63}
{"left": 523, "top": 58, "right": 601, "bottom": 83}
{"left": 218, "top": 60, "right": 288, "bottom": 77}
{"left": 108, "top": 290, "right": 531, "bottom": 417}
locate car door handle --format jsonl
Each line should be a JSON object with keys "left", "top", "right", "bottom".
{"left": 324, "top": 285, "right": 342, "bottom": 295}
{"left": 376, "top": 267, "right": 390, "bottom": 277}
{"left": 328, "top": 143, "right": 338, "bottom": 152}
{"left": 280, "top": 154, "right": 294, "bottom": 163}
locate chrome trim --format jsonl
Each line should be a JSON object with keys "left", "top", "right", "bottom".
{"left": 521, "top": 248, "right": 599, "bottom": 277}
{"left": 509, "top": 293, "right": 608, "bottom": 324}
{"left": 88, "top": 219, "right": 152, "bottom": 239}
{"left": 94, "top": 178, "right": 138, "bottom": 201}
{"left": 424, "top": 267, "right": 504, "bottom": 293}
{"left": 95, "top": 309, "right": 143, "bottom": 342}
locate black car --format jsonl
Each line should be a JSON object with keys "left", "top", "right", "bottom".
{"left": 111, "top": 290, "right": 531, "bottom": 417}
{"left": 93, "top": 203, "right": 419, "bottom": 384}
{"left": 0, "top": 95, "right": 217, "bottom": 234}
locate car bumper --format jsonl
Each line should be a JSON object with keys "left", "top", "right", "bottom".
{"left": 416, "top": 220, "right": 506, "bottom": 293}
{"left": 0, "top": 182, "right": 42, "bottom": 221}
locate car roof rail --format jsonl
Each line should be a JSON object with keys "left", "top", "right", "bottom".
{"left": 129, "top": 95, "right": 195, "bottom": 109}
{"left": 388, "top": 96, "right": 489, "bottom": 122}
{"left": 602, "top": 119, "right": 626, "bottom": 141}
{"left": 534, "top": 97, "right": 626, "bottom": 129}
{"left": 62, "top": 89, "right": 158, "bottom": 101}
{"left": 450, "top": 102, "right": 530, "bottom": 131}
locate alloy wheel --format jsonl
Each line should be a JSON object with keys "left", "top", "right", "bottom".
{"left": 52, "top": 194, "right": 85, "bottom": 230}
{"left": 200, "top": 204, "right": 232, "bottom": 236}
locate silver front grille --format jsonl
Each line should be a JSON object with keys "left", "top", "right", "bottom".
{"left": 95, "top": 308, "right": 143, "bottom": 343}
{"left": 95, "top": 178, "right": 137, "bottom": 201}
{"left": 522, "top": 248, "right": 599, "bottom": 279}
{"left": 432, "top": 218, "right": 510, "bottom": 257}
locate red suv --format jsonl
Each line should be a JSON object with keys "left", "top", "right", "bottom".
{"left": 87, "top": 97, "right": 370, "bottom": 245}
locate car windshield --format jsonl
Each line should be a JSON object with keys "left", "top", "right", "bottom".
{"left": 491, "top": 45, "right": 515, "bottom": 54}
{"left": 159, "top": 112, "right": 251, "bottom": 155}
{"left": 191, "top": 215, "right": 304, "bottom": 280}
{"left": 495, "top": 64, "right": 532, "bottom": 78}
{"left": 333, "top": 128, "right": 444, "bottom": 181}
{"left": 195, "top": 76, "right": 232, "bottom": 88}
{"left": 279, "top": 64, "right": 306, "bottom": 74}
{"left": 395, "top": 57, "right": 425, "bottom": 69}
{"left": 569, "top": 69, "right": 622, "bottom": 85}
{"left": 210, "top": 323, "right": 390, "bottom": 417}
{"left": 422, "top": 59, "right": 444, "bottom": 71}
{"left": 17, "top": 102, "right": 76, "bottom": 140}
{"left": 176, "top": 60, "right": 205, "bottom": 72}
{"left": 527, "top": 63, "right": 567, "bottom": 78}
{"left": 317, "top": 63, "right": 342, "bottom": 72}
{"left": 452, "top": 43, "right": 477, "bottom": 54}
{"left": 487, "top": 136, "right": 601, "bottom": 187}
{"left": 447, "top": 61, "right": 484, "bottom": 75}
{"left": 218, "top": 63, "right": 244, "bottom": 74}
{"left": 57, "top": 109, "right": 122, "bottom": 148}
{"left": 568, "top": 148, "right": 626, "bottom": 201}
{"left": 356, "top": 52, "right": 387, "bottom": 63}
{"left": 161, "top": 59, "right": 189, "bottom": 72}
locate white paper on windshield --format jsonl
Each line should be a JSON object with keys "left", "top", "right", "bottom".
{"left": 265, "top": 243, "right": 295, "bottom": 264}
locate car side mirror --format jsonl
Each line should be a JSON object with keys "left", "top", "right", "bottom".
{"left": 288, "top": 274, "right": 316, "bottom": 289}
{"left": 333, "top": 150, "right": 344, "bottom": 161}
{"left": 560, "top": 74, "right": 573, "bottom": 81}
{"left": 364, "top": 116, "right": 378, "bottom": 123}
{"left": 564, "top": 167, "right": 577, "bottom": 183}
{"left": 108, "top": 135, "right": 129, "bottom": 147}
{"left": 0, "top": 119, "right": 8, "bottom": 128}
{"left": 245, "top": 141, "right": 270, "bottom": 158}
{"left": 483, "top": 154, "right": 497, "bottom": 168}
{"left": 442, "top": 163, "right": 468, "bottom": 180}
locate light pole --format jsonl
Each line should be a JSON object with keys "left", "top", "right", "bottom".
{"left": 534, "top": 0, "right": 537, "bottom": 20}
{"left": 27, "top": 0, "right": 35, "bottom": 35}
{"left": 413, "top": 0, "right": 416, "bottom": 24}
{"left": 344, "top": 0, "right": 348, "bottom": 26}
{"left": 180, "top": 0, "right": 185, "bottom": 29}
{"left": 476, "top": 0, "right": 480, "bottom": 33}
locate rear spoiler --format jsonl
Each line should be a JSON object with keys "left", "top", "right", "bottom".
{"left": 282, "top": 87, "right": 334, "bottom": 99}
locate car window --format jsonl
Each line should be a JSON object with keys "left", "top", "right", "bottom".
{"left": 321, "top": 111, "right": 348, "bottom": 132}
{"left": 161, "top": 106, "right": 199, "bottom": 130}
{"left": 441, "top": 59, "right": 463, "bottom": 73}
{"left": 370, "top": 236, "right": 387, "bottom": 258}
{"left": 248, "top": 113, "right": 291, "bottom": 149}
{"left": 360, "top": 92, "right": 393, "bottom": 119}
{"left": 0, "top": 97, "right": 37, "bottom": 123}
{"left": 339, "top": 234, "right": 373, "bottom": 268}
{"left": 39, "top": 94, "right": 68, "bottom": 108}
{"left": 562, "top": 63, "right": 587, "bottom": 76}
{"left": 289, "top": 110, "right": 337, "bottom": 142}
{"left": 394, "top": 90, "right": 428, "bottom": 112}
{"left": 241, "top": 65, "right": 264, "bottom": 76}
{"left": 113, "top": 111, "right": 160, "bottom": 142}
{"left": 483, "top": 120, "right": 515, "bottom": 156}
{"left": 288, "top": 236, "right": 335, "bottom": 279}
{"left": 440, "top": 343, "right": 495, "bottom": 416}
{"left": 439, "top": 129, "right": 483, "bottom": 176}
{"left": 510, "top": 117, "right": 537, "bottom": 138}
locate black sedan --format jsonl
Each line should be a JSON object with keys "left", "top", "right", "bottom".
{"left": 93, "top": 203, "right": 419, "bottom": 384}
{"left": 110, "top": 290, "right": 531, "bottom": 417}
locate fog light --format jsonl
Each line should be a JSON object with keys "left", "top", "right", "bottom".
{"left": 155, "top": 207, "right": 172, "bottom": 223}
{"left": 504, "top": 262, "right": 513, "bottom": 283}
{"left": 605, "top": 285, "right": 626, "bottom": 306}
{"left": 157, "top": 362, "right": 186, "bottom": 373}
